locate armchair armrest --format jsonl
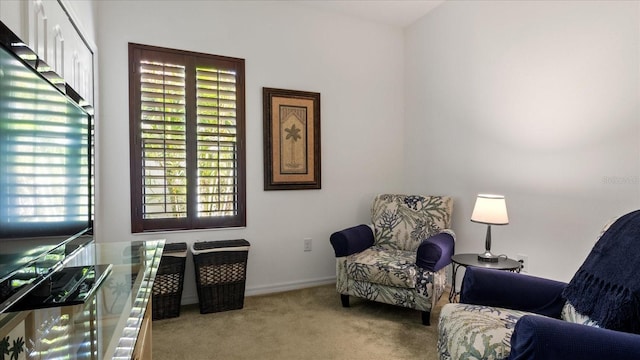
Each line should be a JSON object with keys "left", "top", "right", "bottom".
{"left": 509, "top": 315, "right": 640, "bottom": 360}
{"left": 416, "top": 231, "right": 455, "bottom": 272}
{"left": 330, "top": 224, "right": 374, "bottom": 257}
{"left": 461, "top": 267, "right": 566, "bottom": 318}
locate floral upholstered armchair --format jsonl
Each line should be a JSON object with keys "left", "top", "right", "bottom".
{"left": 329, "top": 194, "right": 455, "bottom": 325}
{"left": 437, "top": 210, "right": 640, "bottom": 360}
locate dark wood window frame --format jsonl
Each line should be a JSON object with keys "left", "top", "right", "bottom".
{"left": 128, "top": 43, "right": 246, "bottom": 233}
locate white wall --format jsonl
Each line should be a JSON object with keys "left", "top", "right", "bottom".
{"left": 95, "top": 1, "right": 405, "bottom": 303}
{"left": 405, "top": 0, "right": 640, "bottom": 282}
{"left": 63, "top": 0, "right": 97, "bottom": 46}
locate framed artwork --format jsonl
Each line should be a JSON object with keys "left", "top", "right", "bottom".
{"left": 263, "top": 87, "right": 321, "bottom": 190}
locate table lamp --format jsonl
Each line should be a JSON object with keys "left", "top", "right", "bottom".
{"left": 471, "top": 194, "right": 509, "bottom": 262}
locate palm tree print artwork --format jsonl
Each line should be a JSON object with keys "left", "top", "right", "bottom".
{"left": 263, "top": 88, "right": 320, "bottom": 190}
{"left": 279, "top": 106, "right": 307, "bottom": 174}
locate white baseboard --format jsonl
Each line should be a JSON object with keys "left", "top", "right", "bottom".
{"left": 245, "top": 276, "right": 336, "bottom": 297}
{"left": 181, "top": 276, "right": 336, "bottom": 305}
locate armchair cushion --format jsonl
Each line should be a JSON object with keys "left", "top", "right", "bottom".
{"left": 561, "top": 302, "right": 599, "bottom": 326}
{"left": 461, "top": 267, "right": 567, "bottom": 318}
{"left": 346, "top": 246, "right": 418, "bottom": 288}
{"left": 438, "top": 303, "right": 531, "bottom": 360}
{"left": 371, "top": 194, "right": 452, "bottom": 251}
{"left": 330, "top": 224, "right": 374, "bottom": 257}
{"left": 509, "top": 314, "right": 640, "bottom": 360}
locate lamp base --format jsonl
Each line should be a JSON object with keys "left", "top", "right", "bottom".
{"left": 478, "top": 251, "right": 499, "bottom": 263}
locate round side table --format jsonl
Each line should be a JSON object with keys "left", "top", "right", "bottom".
{"left": 449, "top": 253, "right": 522, "bottom": 302}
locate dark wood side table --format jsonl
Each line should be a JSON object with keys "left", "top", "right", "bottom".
{"left": 449, "top": 253, "right": 522, "bottom": 302}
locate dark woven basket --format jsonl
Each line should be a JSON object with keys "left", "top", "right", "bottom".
{"left": 152, "top": 242, "right": 187, "bottom": 320}
{"left": 192, "top": 239, "right": 250, "bottom": 314}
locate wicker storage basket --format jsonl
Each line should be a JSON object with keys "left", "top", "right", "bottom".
{"left": 191, "top": 239, "right": 250, "bottom": 314}
{"left": 152, "top": 242, "right": 187, "bottom": 320}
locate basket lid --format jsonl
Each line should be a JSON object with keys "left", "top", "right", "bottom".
{"left": 162, "top": 242, "right": 188, "bottom": 257}
{"left": 191, "top": 239, "right": 250, "bottom": 255}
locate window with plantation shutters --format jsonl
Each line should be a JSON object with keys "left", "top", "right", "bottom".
{"left": 128, "top": 43, "right": 245, "bottom": 233}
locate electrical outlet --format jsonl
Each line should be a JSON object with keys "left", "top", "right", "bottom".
{"left": 303, "top": 238, "right": 312, "bottom": 252}
{"left": 517, "top": 253, "right": 528, "bottom": 273}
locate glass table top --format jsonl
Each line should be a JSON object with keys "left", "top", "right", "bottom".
{"left": 0, "top": 239, "right": 164, "bottom": 359}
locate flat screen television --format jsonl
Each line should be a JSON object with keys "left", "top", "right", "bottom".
{"left": 0, "top": 21, "right": 94, "bottom": 311}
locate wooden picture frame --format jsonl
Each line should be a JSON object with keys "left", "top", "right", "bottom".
{"left": 263, "top": 87, "right": 321, "bottom": 190}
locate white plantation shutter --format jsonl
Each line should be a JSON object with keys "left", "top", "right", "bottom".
{"left": 196, "top": 67, "right": 238, "bottom": 217}
{"left": 140, "top": 60, "right": 187, "bottom": 219}
{"left": 129, "top": 44, "right": 245, "bottom": 232}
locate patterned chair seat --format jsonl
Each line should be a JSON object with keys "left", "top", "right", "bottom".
{"left": 438, "top": 301, "right": 602, "bottom": 360}
{"left": 346, "top": 245, "right": 418, "bottom": 288}
{"left": 438, "top": 303, "right": 532, "bottom": 360}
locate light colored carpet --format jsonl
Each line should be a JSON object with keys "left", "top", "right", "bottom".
{"left": 152, "top": 284, "right": 447, "bottom": 360}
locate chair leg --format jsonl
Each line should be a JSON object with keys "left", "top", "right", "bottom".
{"left": 422, "top": 311, "right": 431, "bottom": 326}
{"left": 340, "top": 294, "right": 350, "bottom": 307}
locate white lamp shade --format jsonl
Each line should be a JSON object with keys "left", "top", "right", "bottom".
{"left": 471, "top": 194, "right": 509, "bottom": 225}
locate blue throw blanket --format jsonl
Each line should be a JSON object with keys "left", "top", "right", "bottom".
{"left": 563, "top": 209, "right": 640, "bottom": 334}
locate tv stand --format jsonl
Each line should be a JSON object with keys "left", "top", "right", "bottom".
{"left": 0, "top": 239, "right": 165, "bottom": 360}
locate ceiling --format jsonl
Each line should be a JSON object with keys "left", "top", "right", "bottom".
{"left": 297, "top": 0, "right": 445, "bottom": 28}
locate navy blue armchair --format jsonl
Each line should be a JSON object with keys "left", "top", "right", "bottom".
{"left": 438, "top": 211, "right": 640, "bottom": 359}
{"left": 438, "top": 265, "right": 640, "bottom": 360}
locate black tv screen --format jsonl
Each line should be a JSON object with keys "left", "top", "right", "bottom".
{"left": 0, "top": 44, "right": 92, "bottom": 240}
